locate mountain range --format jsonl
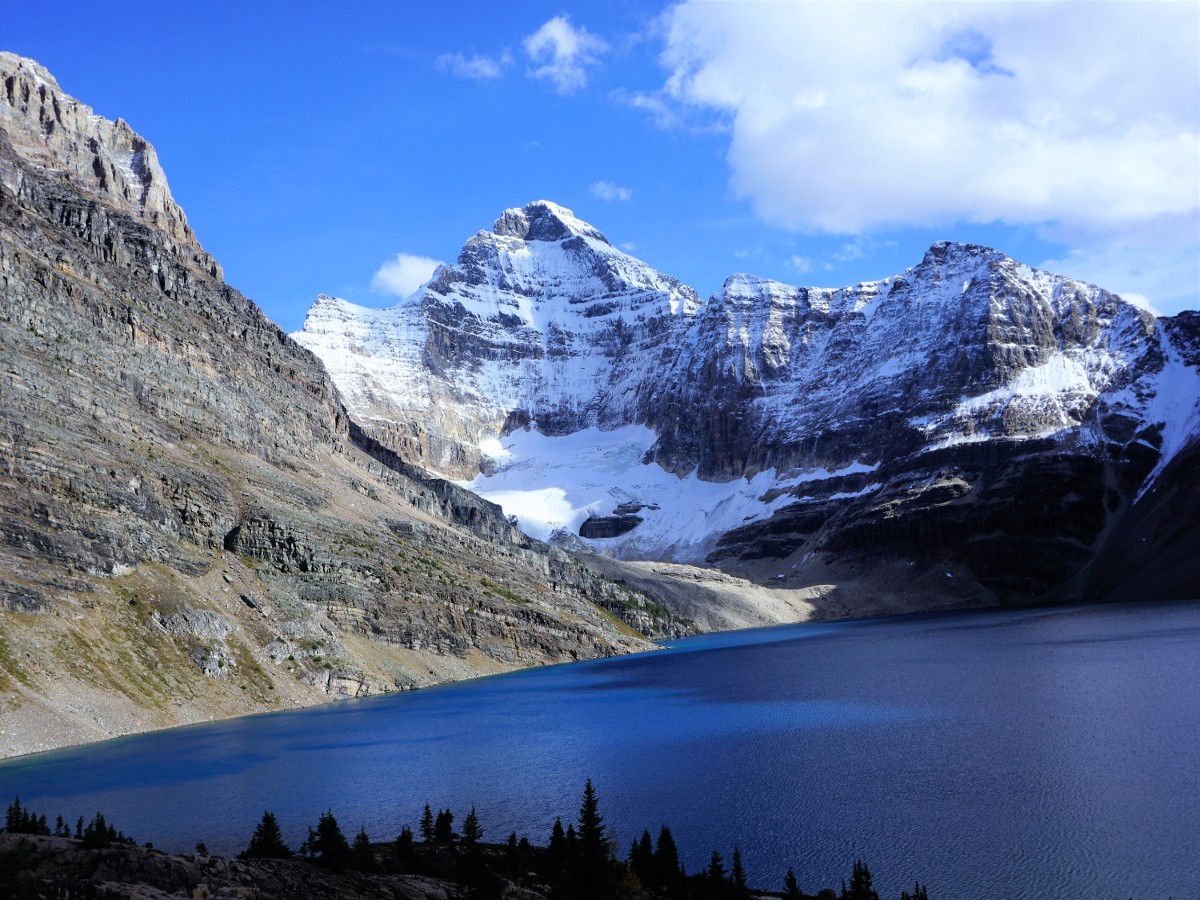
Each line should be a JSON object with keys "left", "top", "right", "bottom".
{"left": 296, "top": 199, "right": 1200, "bottom": 619}
{"left": 1, "top": 50, "right": 1197, "bottom": 757}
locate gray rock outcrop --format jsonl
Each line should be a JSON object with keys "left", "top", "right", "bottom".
{"left": 0, "top": 53, "right": 682, "bottom": 759}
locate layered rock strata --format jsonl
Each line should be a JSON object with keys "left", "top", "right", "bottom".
{"left": 0, "top": 53, "right": 680, "bottom": 759}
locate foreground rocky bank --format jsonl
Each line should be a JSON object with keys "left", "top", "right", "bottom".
{"left": 0, "top": 832, "right": 470, "bottom": 900}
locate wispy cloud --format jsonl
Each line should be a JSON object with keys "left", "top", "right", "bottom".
{"left": 436, "top": 51, "right": 511, "bottom": 81}
{"left": 524, "top": 15, "right": 608, "bottom": 94}
{"left": 610, "top": 87, "right": 728, "bottom": 134}
{"left": 785, "top": 255, "right": 814, "bottom": 275}
{"left": 589, "top": 181, "right": 632, "bottom": 202}
{"left": 371, "top": 253, "right": 445, "bottom": 298}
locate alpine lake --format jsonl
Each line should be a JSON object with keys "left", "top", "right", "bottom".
{"left": 2, "top": 600, "right": 1197, "bottom": 899}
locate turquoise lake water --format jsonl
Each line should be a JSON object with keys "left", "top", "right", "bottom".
{"left": 2, "top": 601, "right": 1198, "bottom": 899}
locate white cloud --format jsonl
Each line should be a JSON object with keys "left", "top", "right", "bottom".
{"left": 371, "top": 253, "right": 445, "bottom": 298}
{"left": 436, "top": 51, "right": 511, "bottom": 81}
{"left": 784, "top": 255, "right": 814, "bottom": 275}
{"left": 654, "top": 2, "right": 1200, "bottom": 241}
{"left": 589, "top": 180, "right": 632, "bottom": 202}
{"left": 523, "top": 15, "right": 608, "bottom": 94}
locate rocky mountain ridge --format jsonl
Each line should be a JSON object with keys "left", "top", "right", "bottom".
{"left": 297, "top": 203, "right": 1200, "bottom": 613}
{"left": 0, "top": 52, "right": 678, "bottom": 759}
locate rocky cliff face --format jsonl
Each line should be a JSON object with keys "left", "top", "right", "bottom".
{"left": 0, "top": 53, "right": 679, "bottom": 759}
{"left": 295, "top": 200, "right": 699, "bottom": 477}
{"left": 298, "top": 205, "right": 1200, "bottom": 614}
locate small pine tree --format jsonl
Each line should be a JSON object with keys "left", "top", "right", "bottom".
{"left": 549, "top": 816, "right": 567, "bottom": 858}
{"left": 629, "top": 828, "right": 653, "bottom": 879}
{"left": 351, "top": 826, "right": 374, "bottom": 871}
{"left": 4, "top": 797, "right": 21, "bottom": 832}
{"left": 900, "top": 883, "right": 929, "bottom": 900}
{"left": 576, "top": 779, "right": 608, "bottom": 866}
{"left": 434, "top": 808, "right": 455, "bottom": 843}
{"left": 783, "top": 866, "right": 803, "bottom": 899}
{"left": 394, "top": 825, "right": 414, "bottom": 859}
{"left": 302, "top": 810, "right": 351, "bottom": 868}
{"left": 240, "top": 811, "right": 291, "bottom": 860}
{"left": 506, "top": 831, "right": 519, "bottom": 857}
{"left": 731, "top": 846, "right": 748, "bottom": 896}
{"left": 843, "top": 859, "right": 879, "bottom": 900}
{"left": 572, "top": 780, "right": 615, "bottom": 900}
{"left": 653, "top": 825, "right": 681, "bottom": 887}
{"left": 195, "top": 841, "right": 209, "bottom": 856}
{"left": 79, "top": 811, "right": 133, "bottom": 848}
{"left": 462, "top": 806, "right": 483, "bottom": 845}
{"left": 419, "top": 803, "right": 435, "bottom": 842}
{"left": 708, "top": 849, "right": 727, "bottom": 883}
{"left": 4, "top": 798, "right": 51, "bottom": 836}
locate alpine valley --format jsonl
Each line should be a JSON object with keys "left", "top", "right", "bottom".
{"left": 1, "top": 50, "right": 1198, "bottom": 759}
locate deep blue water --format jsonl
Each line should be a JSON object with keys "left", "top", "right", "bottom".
{"left": 2, "top": 601, "right": 1198, "bottom": 899}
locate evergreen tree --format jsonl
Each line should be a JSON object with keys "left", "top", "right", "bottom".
{"left": 576, "top": 778, "right": 608, "bottom": 866}
{"left": 629, "top": 828, "right": 653, "bottom": 879}
{"left": 302, "top": 809, "right": 351, "bottom": 868}
{"left": 79, "top": 811, "right": 133, "bottom": 848}
{"left": 731, "top": 847, "right": 748, "bottom": 896}
{"left": 900, "top": 883, "right": 929, "bottom": 900}
{"left": 434, "top": 808, "right": 455, "bottom": 843}
{"left": 573, "top": 779, "right": 615, "bottom": 900}
{"left": 654, "top": 825, "right": 680, "bottom": 882}
{"left": 783, "top": 866, "right": 803, "bottom": 900}
{"left": 54, "top": 815, "right": 66, "bottom": 838}
{"left": 4, "top": 797, "right": 51, "bottom": 836}
{"left": 462, "top": 806, "right": 483, "bottom": 845}
{"left": 708, "top": 849, "right": 727, "bottom": 883}
{"left": 419, "top": 803, "right": 435, "bottom": 842}
{"left": 351, "top": 826, "right": 375, "bottom": 871}
{"left": 239, "top": 811, "right": 292, "bottom": 860}
{"left": 549, "top": 816, "right": 567, "bottom": 858}
{"left": 394, "top": 825, "right": 414, "bottom": 859}
{"left": 843, "top": 859, "right": 879, "bottom": 900}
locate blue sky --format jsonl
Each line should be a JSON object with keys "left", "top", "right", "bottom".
{"left": 5, "top": 1, "right": 1198, "bottom": 330}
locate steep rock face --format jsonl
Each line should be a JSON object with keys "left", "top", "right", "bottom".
{"left": 0, "top": 52, "right": 200, "bottom": 252}
{"left": 295, "top": 200, "right": 699, "bottom": 476}
{"left": 299, "top": 211, "right": 1200, "bottom": 611}
{"left": 0, "top": 54, "right": 677, "bottom": 759}
{"left": 653, "top": 243, "right": 1165, "bottom": 480}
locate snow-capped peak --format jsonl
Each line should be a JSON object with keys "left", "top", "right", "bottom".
{"left": 492, "top": 200, "right": 612, "bottom": 246}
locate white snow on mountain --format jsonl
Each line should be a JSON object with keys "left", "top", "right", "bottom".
{"left": 295, "top": 203, "right": 1200, "bottom": 563}
{"left": 460, "top": 425, "right": 879, "bottom": 561}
